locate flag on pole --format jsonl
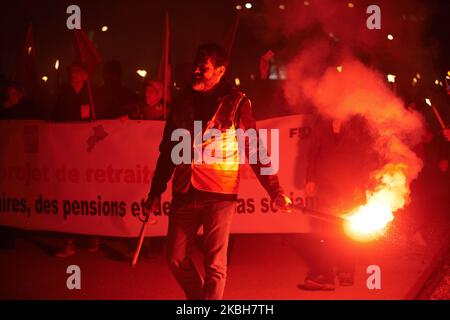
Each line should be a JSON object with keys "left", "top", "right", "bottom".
{"left": 157, "top": 12, "right": 170, "bottom": 120}
{"left": 72, "top": 29, "right": 102, "bottom": 74}
{"left": 259, "top": 50, "right": 274, "bottom": 80}
{"left": 72, "top": 29, "right": 102, "bottom": 120}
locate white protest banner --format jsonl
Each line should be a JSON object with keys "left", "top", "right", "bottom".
{"left": 0, "top": 115, "right": 315, "bottom": 237}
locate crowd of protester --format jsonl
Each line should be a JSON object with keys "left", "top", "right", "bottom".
{"left": 0, "top": 59, "right": 171, "bottom": 258}
{"left": 0, "top": 60, "right": 169, "bottom": 122}
{"left": 0, "top": 57, "right": 449, "bottom": 276}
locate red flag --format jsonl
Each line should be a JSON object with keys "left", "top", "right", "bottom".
{"left": 259, "top": 50, "right": 274, "bottom": 80}
{"left": 72, "top": 29, "right": 102, "bottom": 74}
{"left": 13, "top": 23, "right": 38, "bottom": 95}
{"left": 157, "top": 12, "right": 171, "bottom": 118}
{"left": 223, "top": 13, "right": 241, "bottom": 63}
{"left": 72, "top": 29, "right": 102, "bottom": 120}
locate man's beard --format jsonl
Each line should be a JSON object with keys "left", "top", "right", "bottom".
{"left": 192, "top": 78, "right": 207, "bottom": 91}
{"left": 192, "top": 75, "right": 218, "bottom": 92}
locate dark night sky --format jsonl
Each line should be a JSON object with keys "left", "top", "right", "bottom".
{"left": 1, "top": 0, "right": 254, "bottom": 86}
{"left": 0, "top": 0, "right": 448, "bottom": 91}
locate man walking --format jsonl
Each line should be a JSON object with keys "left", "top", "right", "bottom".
{"left": 144, "top": 44, "right": 291, "bottom": 300}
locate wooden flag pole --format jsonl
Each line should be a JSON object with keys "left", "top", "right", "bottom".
{"left": 131, "top": 214, "right": 157, "bottom": 267}
{"left": 85, "top": 78, "right": 96, "bottom": 121}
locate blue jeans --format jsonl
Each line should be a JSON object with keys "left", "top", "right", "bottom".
{"left": 166, "top": 194, "right": 236, "bottom": 300}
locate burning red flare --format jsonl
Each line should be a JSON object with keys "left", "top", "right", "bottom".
{"left": 343, "top": 163, "right": 408, "bottom": 241}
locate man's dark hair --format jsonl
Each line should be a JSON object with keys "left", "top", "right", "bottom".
{"left": 195, "top": 43, "right": 229, "bottom": 68}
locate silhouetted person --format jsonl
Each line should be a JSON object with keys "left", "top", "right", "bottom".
{"left": 301, "top": 115, "right": 378, "bottom": 291}
{"left": 50, "top": 62, "right": 100, "bottom": 257}
{"left": 128, "top": 80, "right": 167, "bottom": 120}
{"left": 51, "top": 62, "right": 94, "bottom": 122}
{"left": 96, "top": 60, "right": 136, "bottom": 119}
{"left": 0, "top": 82, "right": 35, "bottom": 119}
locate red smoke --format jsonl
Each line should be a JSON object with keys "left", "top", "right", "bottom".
{"left": 275, "top": 1, "right": 429, "bottom": 240}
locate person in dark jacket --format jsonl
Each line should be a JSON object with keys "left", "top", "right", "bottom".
{"left": 143, "top": 44, "right": 292, "bottom": 300}
{"left": 0, "top": 82, "right": 35, "bottom": 119}
{"left": 51, "top": 62, "right": 94, "bottom": 122}
{"left": 301, "top": 114, "right": 379, "bottom": 291}
{"left": 51, "top": 62, "right": 100, "bottom": 256}
{"left": 96, "top": 60, "right": 136, "bottom": 119}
